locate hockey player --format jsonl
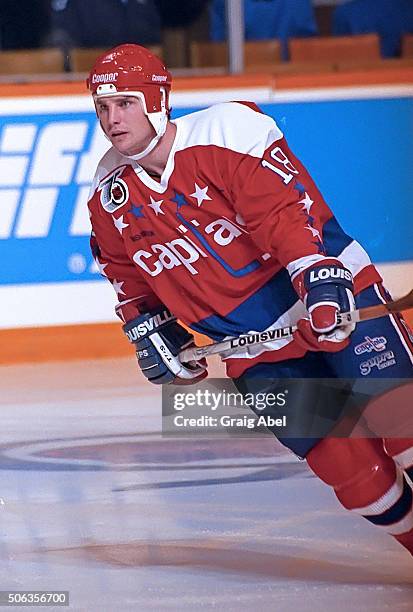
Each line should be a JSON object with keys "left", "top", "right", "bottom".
{"left": 87, "top": 44, "right": 413, "bottom": 557}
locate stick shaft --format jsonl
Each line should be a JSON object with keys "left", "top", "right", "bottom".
{"left": 180, "top": 289, "right": 413, "bottom": 362}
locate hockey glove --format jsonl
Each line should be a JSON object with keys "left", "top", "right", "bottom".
{"left": 123, "top": 307, "right": 207, "bottom": 385}
{"left": 293, "top": 259, "right": 356, "bottom": 352}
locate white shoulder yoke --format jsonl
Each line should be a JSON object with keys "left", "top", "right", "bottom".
{"left": 174, "top": 101, "right": 284, "bottom": 158}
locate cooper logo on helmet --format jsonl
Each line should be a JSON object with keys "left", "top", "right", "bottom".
{"left": 151, "top": 75, "right": 168, "bottom": 83}
{"left": 92, "top": 72, "right": 119, "bottom": 84}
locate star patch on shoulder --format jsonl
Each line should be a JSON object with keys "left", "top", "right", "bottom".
{"left": 171, "top": 191, "right": 189, "bottom": 210}
{"left": 190, "top": 183, "right": 212, "bottom": 207}
{"left": 294, "top": 181, "right": 306, "bottom": 195}
{"left": 128, "top": 204, "right": 145, "bottom": 219}
{"left": 148, "top": 196, "right": 165, "bottom": 216}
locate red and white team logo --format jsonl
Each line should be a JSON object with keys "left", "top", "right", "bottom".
{"left": 98, "top": 167, "right": 129, "bottom": 213}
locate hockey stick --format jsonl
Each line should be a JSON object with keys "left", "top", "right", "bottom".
{"left": 180, "top": 289, "right": 413, "bottom": 362}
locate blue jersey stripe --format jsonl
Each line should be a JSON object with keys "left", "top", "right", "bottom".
{"left": 191, "top": 268, "right": 298, "bottom": 339}
{"left": 322, "top": 217, "right": 353, "bottom": 257}
{"left": 176, "top": 213, "right": 262, "bottom": 277}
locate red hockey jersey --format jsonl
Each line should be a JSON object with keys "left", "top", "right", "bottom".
{"left": 88, "top": 101, "right": 381, "bottom": 377}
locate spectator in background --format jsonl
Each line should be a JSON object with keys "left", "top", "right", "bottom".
{"left": 210, "top": 0, "right": 318, "bottom": 59}
{"left": 154, "top": 0, "right": 210, "bottom": 67}
{"left": 0, "top": 0, "right": 51, "bottom": 49}
{"left": 333, "top": 0, "right": 413, "bottom": 58}
{"left": 51, "top": 0, "right": 161, "bottom": 49}
{"left": 154, "top": 0, "right": 209, "bottom": 29}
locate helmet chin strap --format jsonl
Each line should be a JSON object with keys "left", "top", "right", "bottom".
{"left": 124, "top": 112, "right": 168, "bottom": 161}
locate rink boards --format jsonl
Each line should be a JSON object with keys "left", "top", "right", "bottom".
{"left": 0, "top": 73, "right": 412, "bottom": 359}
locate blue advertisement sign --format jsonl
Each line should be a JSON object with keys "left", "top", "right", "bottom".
{"left": 0, "top": 112, "right": 106, "bottom": 285}
{"left": 1, "top": 94, "right": 412, "bottom": 287}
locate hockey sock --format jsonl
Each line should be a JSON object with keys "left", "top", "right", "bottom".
{"left": 306, "top": 437, "right": 413, "bottom": 556}
{"left": 384, "top": 438, "right": 413, "bottom": 483}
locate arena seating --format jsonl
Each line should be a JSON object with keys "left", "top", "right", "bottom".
{"left": 0, "top": 48, "right": 64, "bottom": 75}
{"left": 402, "top": 34, "right": 413, "bottom": 57}
{"left": 0, "top": 32, "right": 411, "bottom": 78}
{"left": 190, "top": 39, "right": 282, "bottom": 70}
{"left": 289, "top": 34, "right": 381, "bottom": 64}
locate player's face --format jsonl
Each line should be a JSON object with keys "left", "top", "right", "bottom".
{"left": 96, "top": 96, "right": 155, "bottom": 156}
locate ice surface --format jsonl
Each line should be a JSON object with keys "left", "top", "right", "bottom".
{"left": 0, "top": 357, "right": 411, "bottom": 611}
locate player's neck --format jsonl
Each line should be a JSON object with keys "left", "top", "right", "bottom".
{"left": 138, "top": 121, "right": 176, "bottom": 178}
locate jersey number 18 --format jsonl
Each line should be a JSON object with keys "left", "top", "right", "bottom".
{"left": 261, "top": 146, "right": 299, "bottom": 185}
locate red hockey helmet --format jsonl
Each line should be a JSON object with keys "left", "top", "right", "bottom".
{"left": 87, "top": 44, "right": 172, "bottom": 159}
